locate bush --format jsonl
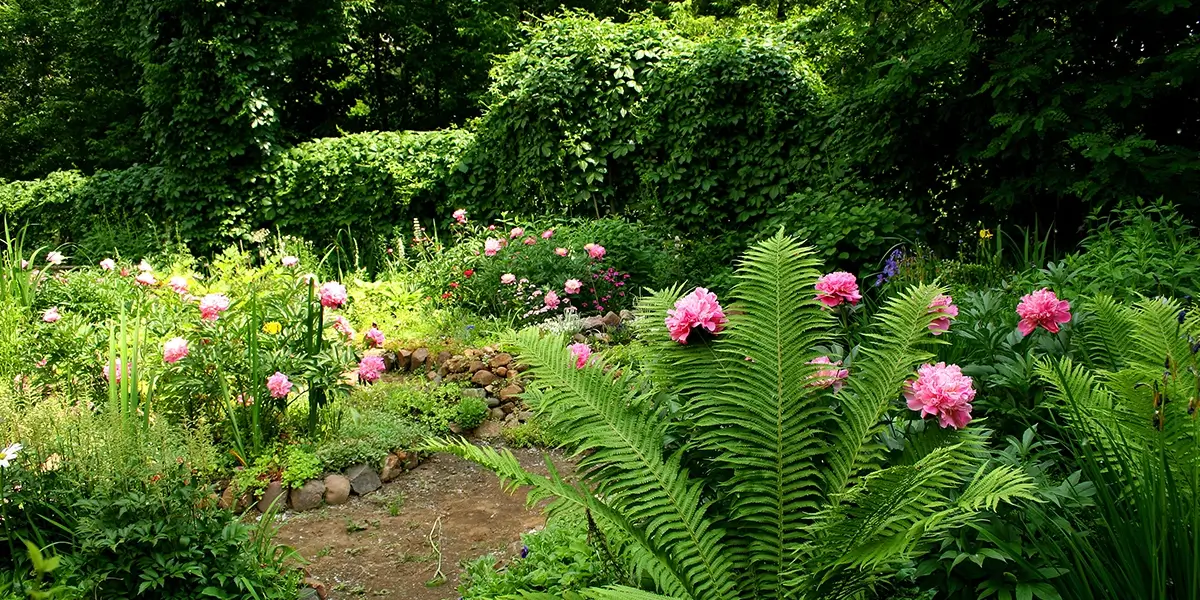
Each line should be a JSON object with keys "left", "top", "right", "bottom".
{"left": 315, "top": 408, "right": 425, "bottom": 472}
{"left": 455, "top": 396, "right": 490, "bottom": 430}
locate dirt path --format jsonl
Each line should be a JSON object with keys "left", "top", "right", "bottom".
{"left": 275, "top": 446, "right": 569, "bottom": 600}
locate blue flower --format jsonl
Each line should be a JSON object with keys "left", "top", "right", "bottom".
{"left": 520, "top": 545, "right": 529, "bottom": 558}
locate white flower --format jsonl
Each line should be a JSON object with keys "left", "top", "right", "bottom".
{"left": 0, "top": 443, "right": 23, "bottom": 468}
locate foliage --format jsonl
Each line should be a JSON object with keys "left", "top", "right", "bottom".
{"left": 316, "top": 407, "right": 425, "bottom": 472}
{"left": 456, "top": 396, "right": 490, "bottom": 430}
{"left": 501, "top": 418, "right": 562, "bottom": 449}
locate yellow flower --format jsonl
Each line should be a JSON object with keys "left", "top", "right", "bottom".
{"left": 979, "top": 228, "right": 994, "bottom": 240}
{"left": 262, "top": 321, "right": 282, "bottom": 335}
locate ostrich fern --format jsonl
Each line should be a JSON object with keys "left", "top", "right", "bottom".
{"left": 431, "top": 234, "right": 1035, "bottom": 599}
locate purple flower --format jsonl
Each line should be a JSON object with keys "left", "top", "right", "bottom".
{"left": 876, "top": 248, "right": 903, "bottom": 287}
{"left": 520, "top": 545, "right": 529, "bottom": 558}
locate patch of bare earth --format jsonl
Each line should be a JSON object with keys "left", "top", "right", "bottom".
{"left": 275, "top": 445, "right": 572, "bottom": 600}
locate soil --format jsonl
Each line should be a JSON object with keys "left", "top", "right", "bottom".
{"left": 274, "top": 444, "right": 572, "bottom": 600}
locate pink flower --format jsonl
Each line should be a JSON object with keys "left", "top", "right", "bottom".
{"left": 487, "top": 224, "right": 497, "bottom": 231}
{"left": 484, "top": 239, "right": 501, "bottom": 256}
{"left": 358, "top": 355, "right": 386, "bottom": 383}
{"left": 20, "top": 260, "right": 29, "bottom": 269}
{"left": 163, "top": 337, "right": 190, "bottom": 364}
{"left": 501, "top": 273, "right": 517, "bottom": 285}
{"left": 523, "top": 237, "right": 536, "bottom": 246}
{"left": 99, "top": 258, "right": 116, "bottom": 271}
{"left": 42, "top": 307, "right": 61, "bottom": 323}
{"left": 319, "top": 281, "right": 347, "bottom": 309}
{"left": 35, "top": 357, "right": 47, "bottom": 368}
{"left": 236, "top": 394, "right": 254, "bottom": 407}
{"left": 364, "top": 326, "right": 385, "bottom": 348}
{"left": 333, "top": 315, "right": 355, "bottom": 339}
{"left": 103, "top": 358, "right": 126, "bottom": 383}
{"left": 1016, "top": 288, "right": 1071, "bottom": 336}
{"left": 199, "top": 294, "right": 231, "bottom": 321}
{"left": 266, "top": 372, "right": 292, "bottom": 398}
{"left": 564, "top": 279, "right": 582, "bottom": 294}
{"left": 664, "top": 287, "right": 727, "bottom": 344}
{"left": 544, "top": 290, "right": 561, "bottom": 309}
{"left": 928, "top": 294, "right": 958, "bottom": 335}
{"left": 281, "top": 256, "right": 299, "bottom": 268}
{"left": 510, "top": 227, "right": 525, "bottom": 239}
{"left": 585, "top": 243, "right": 606, "bottom": 259}
{"left": 815, "top": 272, "right": 862, "bottom": 307}
{"left": 807, "top": 356, "right": 849, "bottom": 392}
{"left": 135, "top": 272, "right": 157, "bottom": 286}
{"left": 45, "top": 251, "right": 65, "bottom": 265}
{"left": 568, "top": 343, "right": 592, "bottom": 369}
{"left": 904, "top": 362, "right": 975, "bottom": 429}
{"left": 168, "top": 276, "right": 189, "bottom": 294}
{"left": 138, "top": 259, "right": 153, "bottom": 272}
{"left": 453, "top": 209, "right": 467, "bottom": 224}
{"left": 555, "top": 247, "right": 569, "bottom": 257}
{"left": 541, "top": 229, "right": 554, "bottom": 239}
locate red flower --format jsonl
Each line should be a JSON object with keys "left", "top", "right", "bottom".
{"left": 463, "top": 269, "right": 474, "bottom": 278}
{"left": 441, "top": 292, "right": 452, "bottom": 300}
{"left": 449, "top": 281, "right": 460, "bottom": 289}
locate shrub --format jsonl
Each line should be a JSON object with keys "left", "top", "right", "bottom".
{"left": 455, "top": 396, "right": 490, "bottom": 430}
{"left": 315, "top": 408, "right": 424, "bottom": 472}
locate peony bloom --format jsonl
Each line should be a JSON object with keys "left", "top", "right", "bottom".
{"left": 319, "top": 281, "right": 347, "bottom": 309}
{"left": 199, "top": 293, "right": 231, "bottom": 321}
{"left": 927, "top": 294, "right": 959, "bottom": 335}
{"left": 815, "top": 272, "right": 862, "bottom": 307}
{"left": 168, "top": 276, "right": 189, "bottom": 294}
{"left": 281, "top": 256, "right": 299, "bottom": 268}
{"left": 138, "top": 259, "right": 153, "bottom": 272}
{"left": 364, "top": 326, "right": 385, "bottom": 348}
{"left": 453, "top": 209, "right": 467, "bottom": 224}
{"left": 1016, "top": 288, "right": 1071, "bottom": 336}
{"left": 544, "top": 290, "right": 561, "bottom": 309}
{"left": 564, "top": 279, "right": 583, "bottom": 294}
{"left": 501, "top": 273, "right": 517, "bottom": 285}
{"left": 42, "top": 307, "right": 61, "bottom": 323}
{"left": 103, "top": 358, "right": 126, "bottom": 383}
{"left": 135, "top": 272, "right": 157, "bottom": 286}
{"left": 523, "top": 236, "right": 536, "bottom": 246}
{"left": 100, "top": 258, "right": 116, "bottom": 271}
{"left": 484, "top": 238, "right": 501, "bottom": 257}
{"left": 510, "top": 227, "right": 525, "bottom": 239}
{"left": 568, "top": 343, "right": 592, "bottom": 369}
{"left": 266, "top": 372, "right": 292, "bottom": 399}
{"left": 0, "top": 443, "right": 22, "bottom": 468}
{"left": 807, "top": 356, "right": 850, "bottom": 392}
{"left": 463, "top": 269, "right": 474, "bottom": 278}
{"left": 45, "top": 251, "right": 65, "bottom": 265}
{"left": 163, "top": 337, "right": 190, "bottom": 364}
{"left": 333, "top": 315, "right": 355, "bottom": 339}
{"left": 541, "top": 229, "right": 554, "bottom": 239}
{"left": 585, "top": 243, "right": 606, "bottom": 259}
{"left": 665, "top": 287, "right": 727, "bottom": 344}
{"left": 904, "top": 362, "right": 975, "bottom": 429}
{"left": 358, "top": 355, "right": 386, "bottom": 383}
{"left": 555, "top": 247, "right": 569, "bottom": 257}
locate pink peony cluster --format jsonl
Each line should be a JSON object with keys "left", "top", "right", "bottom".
{"left": 564, "top": 279, "right": 582, "bottom": 294}
{"left": 45, "top": 251, "right": 65, "bottom": 265}
{"left": 544, "top": 290, "right": 561, "bottom": 309}
{"left": 281, "top": 256, "right": 299, "bottom": 268}
{"left": 103, "top": 358, "right": 126, "bottom": 383}
{"left": 665, "top": 287, "right": 727, "bottom": 344}
{"left": 485, "top": 239, "right": 502, "bottom": 256}
{"left": 358, "top": 355, "right": 386, "bottom": 383}
{"left": 510, "top": 227, "right": 525, "bottom": 239}
{"left": 199, "top": 294, "right": 231, "bottom": 321}
{"left": 333, "top": 315, "right": 355, "bottom": 339}
{"left": 523, "top": 237, "right": 536, "bottom": 246}
{"left": 319, "top": 281, "right": 347, "bottom": 309}
{"left": 541, "top": 229, "right": 554, "bottom": 239}
{"left": 42, "top": 307, "right": 61, "bottom": 323}
{"left": 1016, "top": 288, "right": 1071, "bottom": 336}
{"left": 163, "top": 337, "right": 190, "bottom": 364}
{"left": 815, "top": 272, "right": 862, "bottom": 307}
{"left": 135, "top": 272, "right": 157, "bottom": 286}
{"left": 928, "top": 294, "right": 959, "bottom": 335}
{"left": 267, "top": 372, "right": 293, "bottom": 398}
{"left": 807, "top": 356, "right": 849, "bottom": 392}
{"left": 99, "top": 258, "right": 116, "bottom": 271}
{"left": 568, "top": 343, "right": 592, "bottom": 369}
{"left": 364, "top": 326, "right": 385, "bottom": 348}
{"left": 453, "top": 209, "right": 467, "bottom": 224}
{"left": 501, "top": 273, "right": 517, "bottom": 285}
{"left": 168, "top": 276, "right": 189, "bottom": 295}
{"left": 904, "top": 362, "right": 975, "bottom": 429}
{"left": 585, "top": 243, "right": 606, "bottom": 260}
{"left": 555, "top": 247, "right": 569, "bottom": 257}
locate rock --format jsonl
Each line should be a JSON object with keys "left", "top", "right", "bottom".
{"left": 467, "top": 360, "right": 486, "bottom": 373}
{"left": 346, "top": 464, "right": 382, "bottom": 495}
{"left": 499, "top": 384, "right": 524, "bottom": 401}
{"left": 445, "top": 356, "right": 469, "bottom": 374}
{"left": 461, "top": 387, "right": 487, "bottom": 399}
{"left": 302, "top": 577, "right": 329, "bottom": 600}
{"left": 436, "top": 350, "right": 452, "bottom": 367}
{"left": 380, "top": 453, "right": 403, "bottom": 483}
{"left": 489, "top": 353, "right": 513, "bottom": 368}
{"left": 485, "top": 396, "right": 501, "bottom": 408}
{"left": 593, "top": 332, "right": 612, "bottom": 343}
{"left": 572, "top": 333, "right": 587, "bottom": 344}
{"left": 494, "top": 366, "right": 508, "bottom": 377}
{"left": 517, "top": 411, "right": 534, "bottom": 423}
{"left": 503, "top": 418, "right": 521, "bottom": 429}
{"left": 515, "top": 363, "right": 531, "bottom": 373}
{"left": 397, "top": 349, "right": 412, "bottom": 371}
{"left": 476, "top": 420, "right": 504, "bottom": 439}
{"left": 427, "top": 370, "right": 440, "bottom": 381}
{"left": 299, "top": 588, "right": 320, "bottom": 600}
{"left": 603, "top": 311, "right": 622, "bottom": 327}
{"left": 412, "top": 348, "right": 430, "bottom": 369}
{"left": 383, "top": 352, "right": 397, "bottom": 371}
{"left": 501, "top": 402, "right": 517, "bottom": 415}
{"left": 471, "top": 370, "right": 499, "bottom": 386}
{"left": 449, "top": 423, "right": 463, "bottom": 434}
{"left": 290, "top": 479, "right": 325, "bottom": 511}
{"left": 256, "top": 481, "right": 286, "bottom": 512}
{"left": 324, "top": 474, "right": 351, "bottom": 505}
{"left": 619, "top": 309, "right": 634, "bottom": 322}
{"left": 445, "top": 372, "right": 470, "bottom": 383}
{"left": 464, "top": 348, "right": 483, "bottom": 359}
{"left": 489, "top": 408, "right": 506, "bottom": 420}
{"left": 581, "top": 316, "right": 606, "bottom": 331}
{"left": 397, "top": 451, "right": 419, "bottom": 470}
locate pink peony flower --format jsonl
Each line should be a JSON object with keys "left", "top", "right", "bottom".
{"left": 484, "top": 238, "right": 501, "bottom": 256}
{"left": 564, "top": 279, "right": 582, "bottom": 294}
{"left": 523, "top": 236, "right": 536, "bottom": 246}
{"left": 319, "top": 281, "right": 347, "bottom": 309}
{"left": 163, "top": 337, "right": 190, "bottom": 364}
{"left": 904, "top": 362, "right": 976, "bottom": 429}
{"left": 555, "top": 247, "right": 569, "bottom": 257}
{"left": 281, "top": 256, "right": 299, "bottom": 267}
{"left": 585, "top": 243, "right": 606, "bottom": 259}
{"left": 453, "top": 209, "right": 467, "bottom": 224}
{"left": 501, "top": 273, "right": 517, "bottom": 285}
{"left": 199, "top": 293, "right": 231, "bottom": 321}
{"left": 364, "top": 326, "right": 385, "bottom": 348}
{"left": 42, "top": 307, "right": 61, "bottom": 323}
{"left": 487, "top": 224, "right": 497, "bottom": 231}
{"left": 665, "top": 287, "right": 727, "bottom": 344}
{"left": 510, "top": 227, "right": 525, "bottom": 239}
{"left": 45, "top": 251, "right": 65, "bottom": 265}
{"left": 103, "top": 358, "right": 126, "bottom": 383}
{"left": 544, "top": 290, "right": 561, "bottom": 309}
{"left": 807, "top": 356, "right": 849, "bottom": 392}
{"left": 568, "top": 343, "right": 592, "bottom": 369}
{"left": 541, "top": 229, "right": 554, "bottom": 239}
{"left": 333, "top": 315, "right": 355, "bottom": 339}
{"left": 100, "top": 258, "right": 116, "bottom": 271}
{"left": 138, "top": 259, "right": 153, "bottom": 272}
{"left": 1016, "top": 288, "right": 1071, "bottom": 336}
{"left": 266, "top": 372, "right": 292, "bottom": 398}
{"left": 135, "top": 272, "right": 157, "bottom": 286}
{"left": 358, "top": 355, "right": 386, "bottom": 383}
{"left": 928, "top": 294, "right": 959, "bottom": 335}
{"left": 815, "top": 271, "right": 862, "bottom": 307}
{"left": 168, "top": 276, "right": 189, "bottom": 294}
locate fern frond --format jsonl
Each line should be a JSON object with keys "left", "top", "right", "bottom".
{"left": 582, "top": 586, "right": 685, "bottom": 600}
{"left": 1077, "top": 294, "right": 1136, "bottom": 370}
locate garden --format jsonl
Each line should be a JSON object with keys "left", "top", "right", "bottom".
{"left": 2, "top": 0, "right": 1198, "bottom": 599}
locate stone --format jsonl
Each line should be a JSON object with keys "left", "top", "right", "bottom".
{"left": 445, "top": 356, "right": 470, "bottom": 374}
{"left": 383, "top": 352, "right": 397, "bottom": 371}
{"left": 572, "top": 333, "right": 587, "bottom": 344}
{"left": 503, "top": 418, "right": 521, "bottom": 429}
{"left": 485, "top": 396, "right": 501, "bottom": 408}
{"left": 517, "top": 411, "right": 534, "bottom": 423}
{"left": 299, "top": 588, "right": 320, "bottom": 600}
{"left": 489, "top": 408, "right": 506, "bottom": 420}
{"left": 380, "top": 453, "right": 403, "bottom": 483}
{"left": 461, "top": 387, "right": 487, "bottom": 399}
{"left": 302, "top": 577, "right": 329, "bottom": 600}
{"left": 346, "top": 464, "right": 382, "bottom": 495}
{"left": 603, "top": 311, "right": 622, "bottom": 327}
{"left": 445, "top": 372, "right": 470, "bottom": 383}
{"left": 397, "top": 451, "right": 419, "bottom": 470}
{"left": 427, "top": 373, "right": 443, "bottom": 387}
{"left": 467, "top": 360, "right": 486, "bottom": 373}
{"left": 501, "top": 402, "right": 517, "bottom": 415}
{"left": 436, "top": 350, "right": 452, "bottom": 367}
{"left": 515, "top": 363, "right": 531, "bottom": 373}
{"left": 489, "top": 353, "right": 513, "bottom": 368}
{"left": 581, "top": 316, "right": 606, "bottom": 331}
{"left": 499, "top": 384, "right": 524, "bottom": 401}
{"left": 593, "top": 332, "right": 612, "bottom": 343}
{"left": 619, "top": 309, "right": 634, "bottom": 322}
{"left": 427, "top": 370, "right": 440, "bottom": 381}
{"left": 397, "top": 349, "right": 412, "bottom": 371}
{"left": 476, "top": 420, "right": 504, "bottom": 439}
{"left": 289, "top": 479, "right": 325, "bottom": 511}
{"left": 464, "top": 348, "right": 483, "bottom": 359}
{"left": 324, "top": 474, "right": 351, "bottom": 505}
{"left": 412, "top": 348, "right": 430, "bottom": 369}
{"left": 256, "top": 481, "right": 286, "bottom": 512}
{"left": 471, "top": 370, "right": 499, "bottom": 386}
{"left": 494, "top": 366, "right": 508, "bottom": 377}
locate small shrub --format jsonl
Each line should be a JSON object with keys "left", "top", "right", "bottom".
{"left": 455, "top": 396, "right": 489, "bottom": 430}
{"left": 281, "top": 445, "right": 322, "bottom": 489}
{"left": 501, "top": 419, "right": 559, "bottom": 449}
{"left": 316, "top": 408, "right": 424, "bottom": 472}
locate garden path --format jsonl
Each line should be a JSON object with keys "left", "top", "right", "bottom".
{"left": 275, "top": 445, "right": 569, "bottom": 599}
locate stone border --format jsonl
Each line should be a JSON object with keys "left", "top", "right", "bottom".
{"left": 217, "top": 450, "right": 422, "bottom": 513}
